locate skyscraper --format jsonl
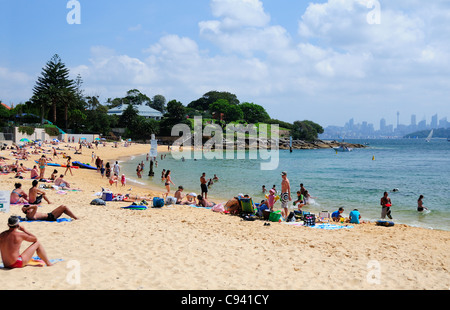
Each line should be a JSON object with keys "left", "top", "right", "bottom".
{"left": 411, "top": 114, "right": 416, "bottom": 126}
{"left": 431, "top": 114, "right": 438, "bottom": 129}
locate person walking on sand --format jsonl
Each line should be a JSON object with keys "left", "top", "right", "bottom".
{"left": 280, "top": 171, "right": 291, "bottom": 220}
{"left": 163, "top": 170, "right": 175, "bottom": 198}
{"left": 380, "top": 191, "right": 392, "bottom": 219}
{"left": 22, "top": 205, "right": 78, "bottom": 221}
{"left": 0, "top": 216, "right": 53, "bottom": 268}
{"left": 38, "top": 155, "right": 47, "bottom": 180}
{"left": 113, "top": 161, "right": 120, "bottom": 177}
{"left": 65, "top": 156, "right": 73, "bottom": 176}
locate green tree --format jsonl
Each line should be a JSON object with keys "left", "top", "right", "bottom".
{"left": 119, "top": 104, "right": 139, "bottom": 129}
{"left": 239, "top": 102, "right": 270, "bottom": 123}
{"left": 291, "top": 120, "right": 324, "bottom": 141}
{"left": 159, "top": 100, "right": 187, "bottom": 136}
{"left": 188, "top": 91, "right": 240, "bottom": 111}
{"left": 151, "top": 94, "right": 166, "bottom": 113}
{"left": 32, "top": 54, "right": 76, "bottom": 127}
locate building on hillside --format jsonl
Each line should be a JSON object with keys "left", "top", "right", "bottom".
{"left": 107, "top": 104, "right": 163, "bottom": 120}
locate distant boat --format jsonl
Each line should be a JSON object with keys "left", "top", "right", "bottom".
{"left": 334, "top": 145, "right": 353, "bottom": 152}
{"left": 426, "top": 130, "right": 434, "bottom": 142}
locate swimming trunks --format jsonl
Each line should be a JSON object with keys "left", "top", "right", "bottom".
{"left": 280, "top": 192, "right": 289, "bottom": 209}
{"left": 46, "top": 213, "right": 57, "bottom": 222}
{"left": 30, "top": 195, "right": 43, "bottom": 205}
{"left": 7, "top": 256, "right": 24, "bottom": 269}
{"left": 201, "top": 183, "right": 208, "bottom": 193}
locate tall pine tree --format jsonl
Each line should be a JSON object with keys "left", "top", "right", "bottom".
{"left": 32, "top": 54, "right": 76, "bottom": 128}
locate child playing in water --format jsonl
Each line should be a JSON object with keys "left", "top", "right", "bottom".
{"left": 121, "top": 174, "right": 126, "bottom": 187}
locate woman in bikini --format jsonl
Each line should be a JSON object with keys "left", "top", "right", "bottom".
{"left": 163, "top": 170, "right": 174, "bottom": 198}
{"left": 64, "top": 156, "right": 73, "bottom": 176}
{"left": 417, "top": 195, "right": 428, "bottom": 212}
{"left": 10, "top": 183, "right": 28, "bottom": 204}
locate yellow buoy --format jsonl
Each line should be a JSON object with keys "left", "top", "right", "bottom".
{"left": 372, "top": 156, "right": 375, "bottom": 161}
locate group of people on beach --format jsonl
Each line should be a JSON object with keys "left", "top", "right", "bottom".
{"left": 1, "top": 140, "right": 83, "bottom": 270}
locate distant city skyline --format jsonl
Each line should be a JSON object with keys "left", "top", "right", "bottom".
{"left": 321, "top": 111, "right": 449, "bottom": 139}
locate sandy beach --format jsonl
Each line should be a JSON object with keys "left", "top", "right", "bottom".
{"left": 0, "top": 141, "right": 449, "bottom": 290}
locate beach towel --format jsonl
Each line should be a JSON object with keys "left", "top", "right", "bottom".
{"left": 121, "top": 205, "right": 148, "bottom": 210}
{"left": 189, "top": 204, "right": 212, "bottom": 210}
{"left": 19, "top": 217, "right": 72, "bottom": 223}
{"left": 309, "top": 223, "right": 353, "bottom": 230}
{"left": 0, "top": 257, "right": 63, "bottom": 268}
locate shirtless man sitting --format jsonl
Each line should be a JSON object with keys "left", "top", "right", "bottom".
{"left": 28, "top": 179, "right": 51, "bottom": 205}
{"left": 0, "top": 216, "right": 53, "bottom": 268}
{"left": 22, "top": 205, "right": 78, "bottom": 221}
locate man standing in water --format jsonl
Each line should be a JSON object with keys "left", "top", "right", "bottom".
{"left": 200, "top": 172, "right": 208, "bottom": 199}
{"left": 280, "top": 171, "right": 291, "bottom": 220}
{"left": 380, "top": 191, "right": 393, "bottom": 219}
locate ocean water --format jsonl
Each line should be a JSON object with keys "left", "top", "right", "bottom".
{"left": 119, "top": 138, "right": 450, "bottom": 231}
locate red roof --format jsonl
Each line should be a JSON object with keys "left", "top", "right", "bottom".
{"left": 1, "top": 102, "right": 11, "bottom": 110}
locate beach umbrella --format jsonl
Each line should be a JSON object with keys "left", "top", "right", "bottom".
{"left": 53, "top": 138, "right": 59, "bottom": 142}
{"left": 80, "top": 137, "right": 86, "bottom": 140}
{"left": 94, "top": 137, "right": 100, "bottom": 140}
{"left": 20, "top": 138, "right": 31, "bottom": 142}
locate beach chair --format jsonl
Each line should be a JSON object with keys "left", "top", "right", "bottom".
{"left": 238, "top": 197, "right": 256, "bottom": 214}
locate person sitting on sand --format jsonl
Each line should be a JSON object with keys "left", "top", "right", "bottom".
{"left": 30, "top": 165, "right": 39, "bottom": 179}
{"left": 0, "top": 216, "right": 54, "bottom": 269}
{"left": 49, "top": 169, "right": 58, "bottom": 181}
{"left": 54, "top": 174, "right": 70, "bottom": 189}
{"left": 28, "top": 180, "right": 51, "bottom": 205}
{"left": 10, "top": 183, "right": 28, "bottom": 204}
{"left": 174, "top": 186, "right": 185, "bottom": 204}
{"left": 349, "top": 209, "right": 361, "bottom": 224}
{"left": 21, "top": 205, "right": 78, "bottom": 221}
{"left": 181, "top": 193, "right": 197, "bottom": 205}
{"left": 332, "top": 207, "right": 344, "bottom": 222}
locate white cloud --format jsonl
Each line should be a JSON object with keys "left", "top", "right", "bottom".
{"left": 0, "top": 67, "right": 33, "bottom": 105}
{"left": 5, "top": 0, "right": 448, "bottom": 127}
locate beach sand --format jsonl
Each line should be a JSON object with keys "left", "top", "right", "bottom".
{"left": 0, "top": 141, "right": 449, "bottom": 290}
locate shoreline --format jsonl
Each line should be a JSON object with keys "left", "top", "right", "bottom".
{"left": 0, "top": 141, "right": 449, "bottom": 290}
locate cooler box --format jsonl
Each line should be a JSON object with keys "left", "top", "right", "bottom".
{"left": 102, "top": 192, "right": 113, "bottom": 201}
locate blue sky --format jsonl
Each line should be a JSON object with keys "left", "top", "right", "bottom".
{"left": 1, "top": 0, "right": 450, "bottom": 128}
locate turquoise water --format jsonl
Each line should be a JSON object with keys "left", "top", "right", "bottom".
{"left": 120, "top": 139, "right": 450, "bottom": 231}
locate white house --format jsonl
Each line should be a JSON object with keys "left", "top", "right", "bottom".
{"left": 107, "top": 104, "right": 163, "bottom": 120}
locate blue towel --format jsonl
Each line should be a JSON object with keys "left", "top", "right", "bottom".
{"left": 189, "top": 204, "right": 212, "bottom": 210}
{"left": 19, "top": 217, "right": 72, "bottom": 223}
{"left": 309, "top": 223, "right": 353, "bottom": 230}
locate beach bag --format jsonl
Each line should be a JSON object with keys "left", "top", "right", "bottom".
{"left": 287, "top": 211, "right": 296, "bottom": 222}
{"left": 90, "top": 198, "right": 106, "bottom": 206}
{"left": 165, "top": 196, "right": 177, "bottom": 205}
{"left": 304, "top": 214, "right": 316, "bottom": 226}
{"left": 152, "top": 197, "right": 164, "bottom": 208}
{"left": 212, "top": 203, "right": 225, "bottom": 213}
{"left": 269, "top": 211, "right": 282, "bottom": 222}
